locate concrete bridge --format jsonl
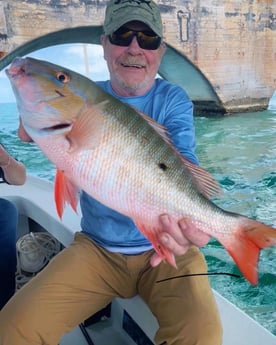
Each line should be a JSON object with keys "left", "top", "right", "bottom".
{"left": 0, "top": 0, "right": 275, "bottom": 114}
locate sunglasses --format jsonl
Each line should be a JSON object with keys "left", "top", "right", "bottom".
{"left": 108, "top": 27, "right": 162, "bottom": 50}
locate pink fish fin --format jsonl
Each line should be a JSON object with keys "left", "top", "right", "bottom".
{"left": 217, "top": 217, "right": 276, "bottom": 285}
{"left": 54, "top": 168, "right": 79, "bottom": 219}
{"left": 66, "top": 102, "right": 107, "bottom": 153}
{"left": 135, "top": 222, "right": 177, "bottom": 268}
{"left": 138, "top": 110, "right": 172, "bottom": 145}
{"left": 138, "top": 110, "right": 222, "bottom": 199}
{"left": 180, "top": 156, "right": 223, "bottom": 198}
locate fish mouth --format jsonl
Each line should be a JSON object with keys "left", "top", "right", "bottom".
{"left": 41, "top": 122, "right": 72, "bottom": 134}
{"left": 6, "top": 57, "right": 27, "bottom": 78}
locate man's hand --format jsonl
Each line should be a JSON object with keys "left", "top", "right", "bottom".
{"left": 150, "top": 215, "right": 210, "bottom": 267}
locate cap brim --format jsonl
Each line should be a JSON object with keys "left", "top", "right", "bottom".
{"left": 104, "top": 14, "right": 162, "bottom": 37}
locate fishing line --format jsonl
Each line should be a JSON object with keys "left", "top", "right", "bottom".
{"left": 156, "top": 272, "right": 241, "bottom": 283}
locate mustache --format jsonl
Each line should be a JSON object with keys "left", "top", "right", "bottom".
{"left": 119, "top": 56, "right": 146, "bottom": 67}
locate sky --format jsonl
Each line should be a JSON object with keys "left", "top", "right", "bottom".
{"left": 0, "top": 43, "right": 109, "bottom": 103}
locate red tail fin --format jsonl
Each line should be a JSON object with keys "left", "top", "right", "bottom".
{"left": 218, "top": 218, "right": 276, "bottom": 285}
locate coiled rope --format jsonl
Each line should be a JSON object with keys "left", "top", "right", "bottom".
{"left": 16, "top": 232, "right": 61, "bottom": 290}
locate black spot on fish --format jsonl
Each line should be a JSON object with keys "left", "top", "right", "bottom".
{"left": 158, "top": 162, "right": 168, "bottom": 171}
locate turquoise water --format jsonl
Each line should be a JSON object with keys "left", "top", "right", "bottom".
{"left": 195, "top": 110, "right": 276, "bottom": 335}
{"left": 0, "top": 103, "right": 275, "bottom": 334}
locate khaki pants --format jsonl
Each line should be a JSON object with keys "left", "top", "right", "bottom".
{"left": 0, "top": 232, "right": 222, "bottom": 345}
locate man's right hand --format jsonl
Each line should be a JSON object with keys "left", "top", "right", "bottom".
{"left": 150, "top": 215, "right": 210, "bottom": 267}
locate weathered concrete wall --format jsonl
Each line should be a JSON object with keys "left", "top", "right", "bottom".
{"left": 0, "top": 0, "right": 275, "bottom": 113}
{"left": 161, "top": 0, "right": 276, "bottom": 111}
{"left": 0, "top": 0, "right": 106, "bottom": 51}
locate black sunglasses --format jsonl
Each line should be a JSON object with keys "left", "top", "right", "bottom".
{"left": 108, "top": 27, "right": 161, "bottom": 50}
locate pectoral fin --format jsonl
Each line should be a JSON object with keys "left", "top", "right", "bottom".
{"left": 54, "top": 168, "right": 79, "bottom": 218}
{"left": 66, "top": 102, "right": 108, "bottom": 153}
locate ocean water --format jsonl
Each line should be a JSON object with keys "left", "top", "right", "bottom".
{"left": 0, "top": 103, "right": 275, "bottom": 335}
{"left": 195, "top": 110, "right": 276, "bottom": 336}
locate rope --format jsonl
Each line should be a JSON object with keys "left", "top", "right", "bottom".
{"left": 16, "top": 232, "right": 61, "bottom": 290}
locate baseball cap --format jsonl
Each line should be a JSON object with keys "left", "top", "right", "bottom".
{"left": 103, "top": 0, "right": 163, "bottom": 37}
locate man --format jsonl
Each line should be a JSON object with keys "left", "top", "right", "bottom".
{"left": 0, "top": 1, "right": 222, "bottom": 344}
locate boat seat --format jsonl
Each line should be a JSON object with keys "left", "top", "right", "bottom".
{"left": 0, "top": 175, "right": 80, "bottom": 246}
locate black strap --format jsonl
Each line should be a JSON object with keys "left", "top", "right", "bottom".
{"left": 0, "top": 166, "right": 9, "bottom": 184}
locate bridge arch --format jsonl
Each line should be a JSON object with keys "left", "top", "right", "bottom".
{"left": 0, "top": 26, "right": 222, "bottom": 114}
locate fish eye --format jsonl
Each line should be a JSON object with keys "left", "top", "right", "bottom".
{"left": 56, "top": 71, "right": 70, "bottom": 84}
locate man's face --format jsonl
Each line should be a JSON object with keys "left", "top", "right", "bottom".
{"left": 101, "top": 21, "right": 166, "bottom": 96}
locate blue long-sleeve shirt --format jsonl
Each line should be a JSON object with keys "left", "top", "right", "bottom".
{"left": 80, "top": 78, "right": 198, "bottom": 254}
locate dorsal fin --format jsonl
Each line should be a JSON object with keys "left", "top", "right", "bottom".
{"left": 179, "top": 156, "right": 223, "bottom": 198}
{"left": 138, "top": 110, "right": 222, "bottom": 199}
{"left": 138, "top": 110, "right": 172, "bottom": 145}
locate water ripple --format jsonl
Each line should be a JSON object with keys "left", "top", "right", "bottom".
{"left": 195, "top": 110, "right": 276, "bottom": 334}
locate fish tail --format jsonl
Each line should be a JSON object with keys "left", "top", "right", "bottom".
{"left": 218, "top": 218, "right": 276, "bottom": 285}
{"left": 54, "top": 169, "right": 79, "bottom": 218}
{"left": 136, "top": 222, "right": 177, "bottom": 268}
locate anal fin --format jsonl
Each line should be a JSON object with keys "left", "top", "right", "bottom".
{"left": 136, "top": 222, "right": 177, "bottom": 268}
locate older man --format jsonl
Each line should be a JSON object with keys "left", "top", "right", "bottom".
{"left": 0, "top": 1, "right": 222, "bottom": 344}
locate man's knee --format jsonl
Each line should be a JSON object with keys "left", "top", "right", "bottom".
{"left": 155, "top": 312, "right": 223, "bottom": 345}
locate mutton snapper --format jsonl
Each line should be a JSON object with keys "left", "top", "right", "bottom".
{"left": 6, "top": 57, "right": 276, "bottom": 285}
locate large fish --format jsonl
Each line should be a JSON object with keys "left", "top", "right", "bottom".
{"left": 6, "top": 57, "right": 276, "bottom": 285}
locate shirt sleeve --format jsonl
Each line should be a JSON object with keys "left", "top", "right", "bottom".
{"left": 161, "top": 84, "right": 198, "bottom": 165}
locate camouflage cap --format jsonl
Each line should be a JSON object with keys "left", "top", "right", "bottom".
{"left": 103, "top": 0, "right": 163, "bottom": 37}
